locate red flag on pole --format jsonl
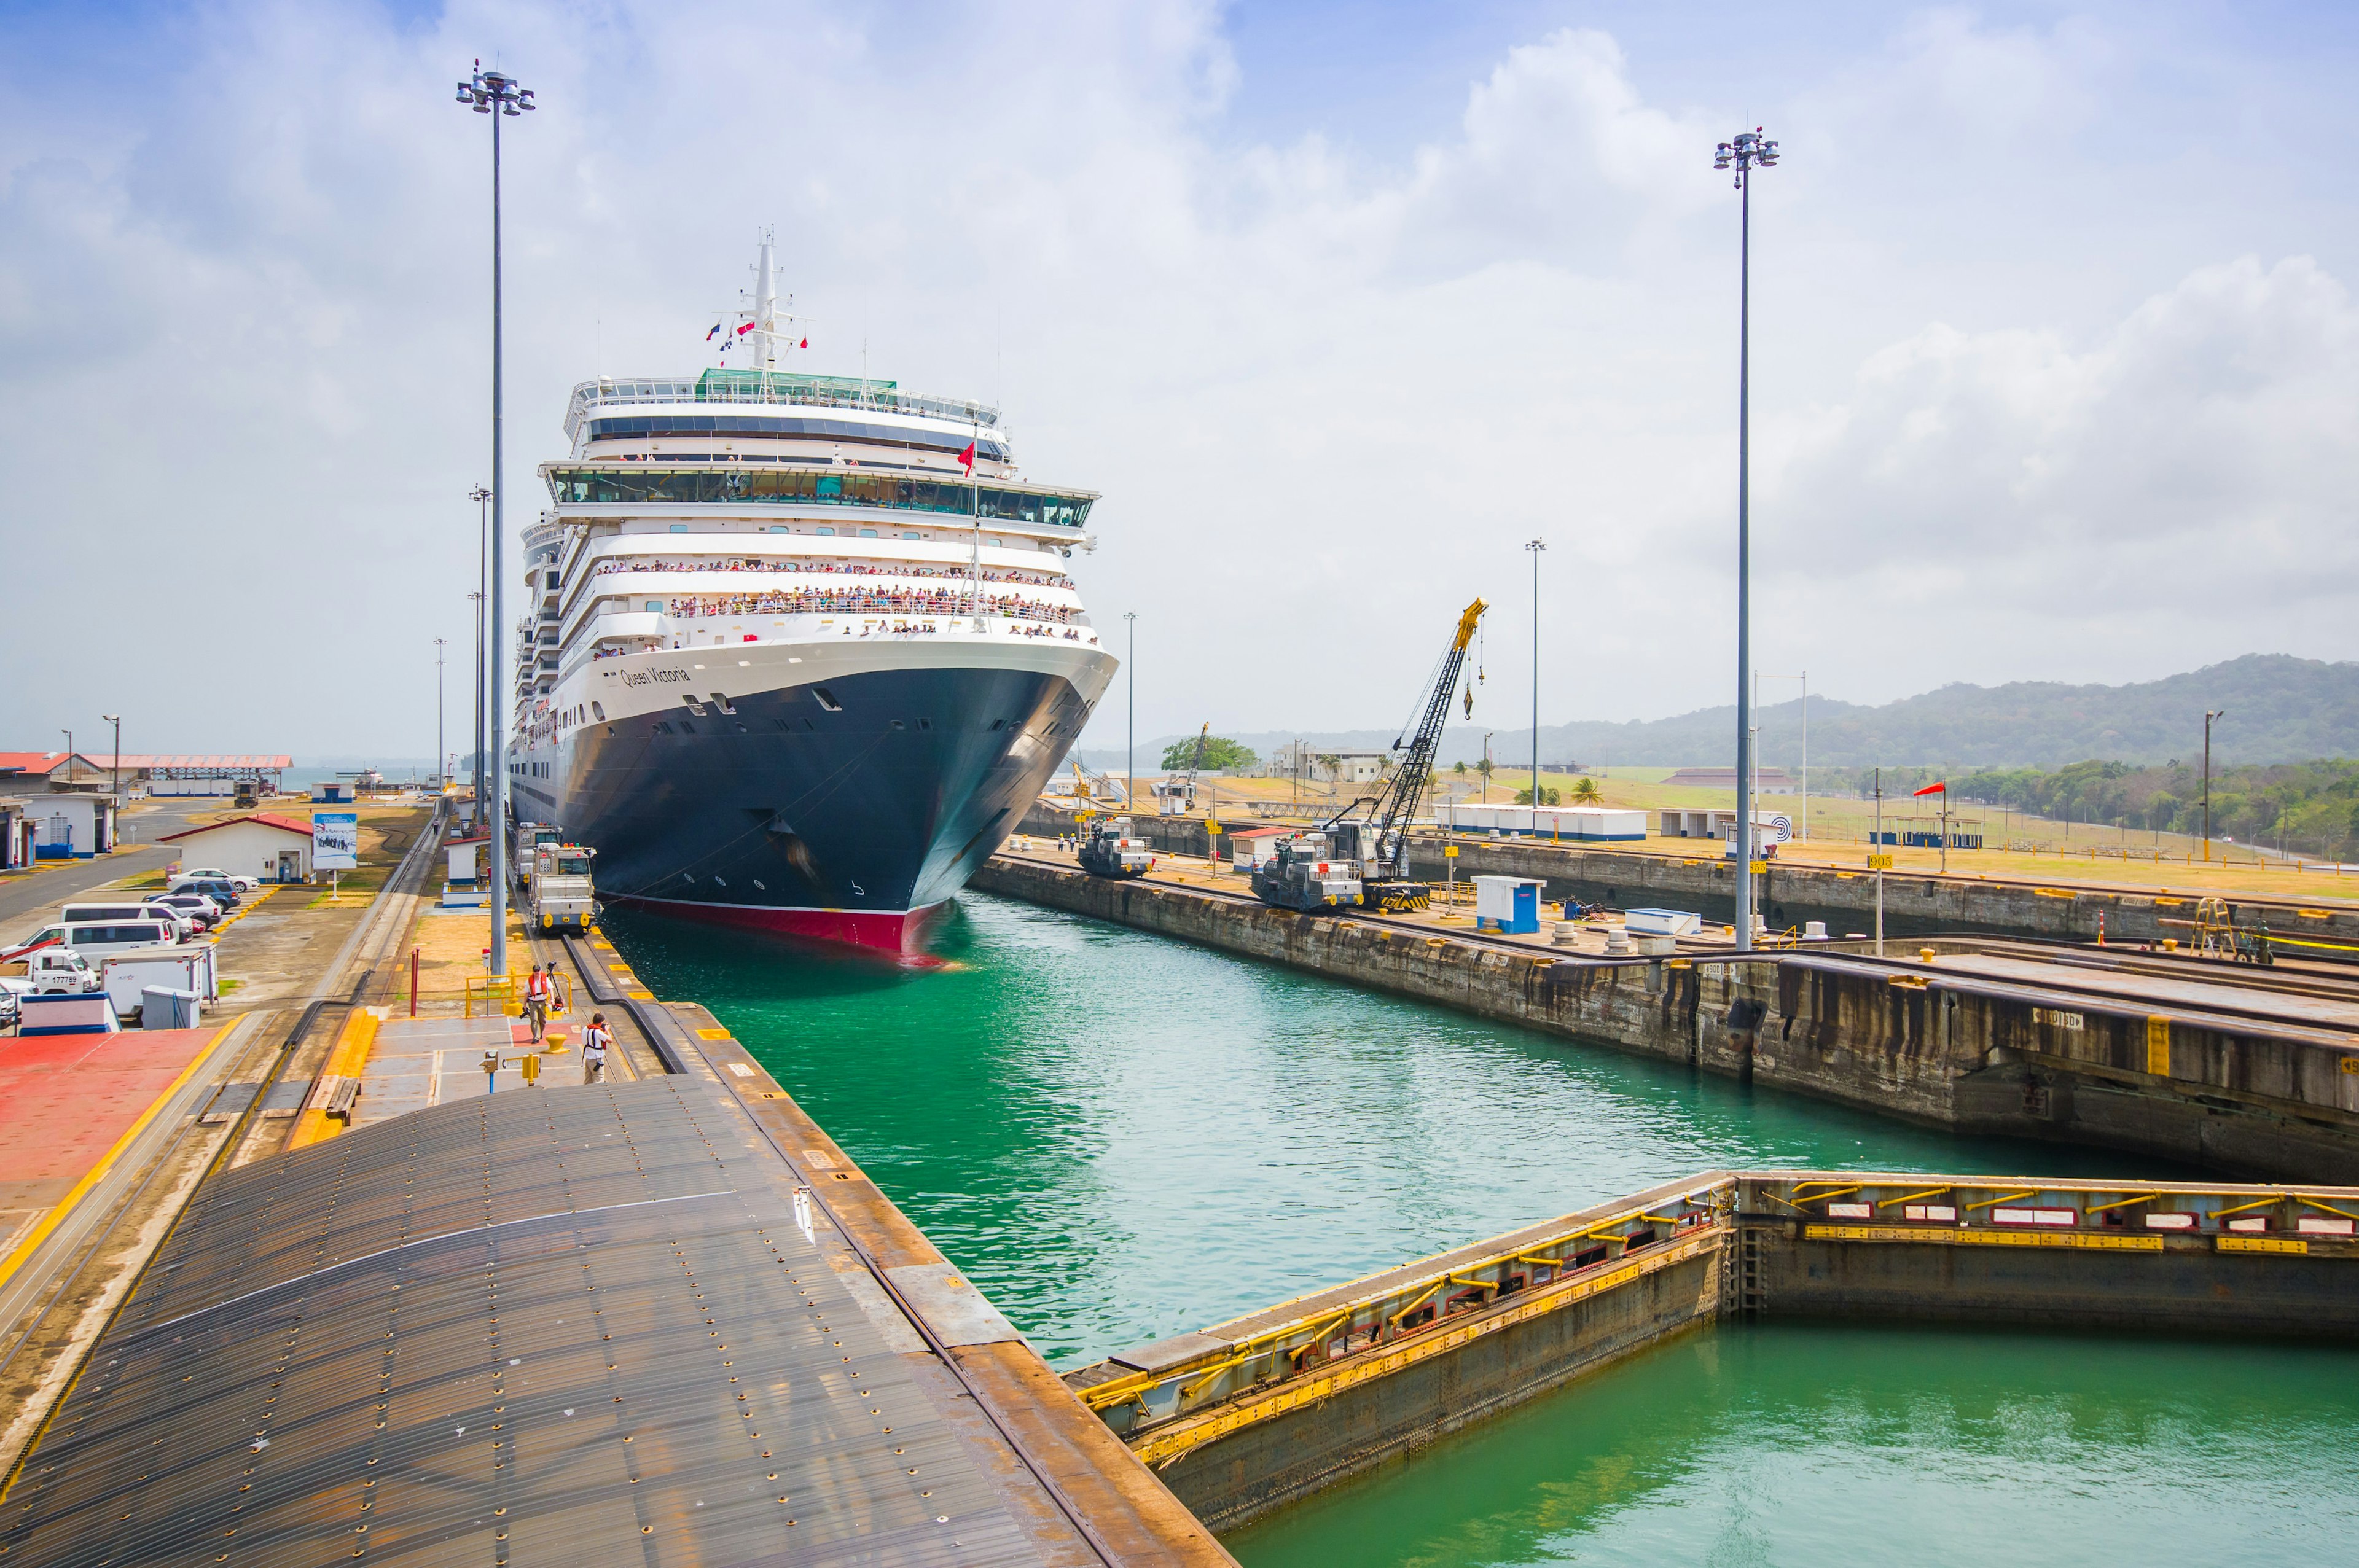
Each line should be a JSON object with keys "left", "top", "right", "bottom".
{"left": 735, "top": 321, "right": 755, "bottom": 336}
{"left": 1913, "top": 781, "right": 1947, "bottom": 796}
{"left": 957, "top": 441, "right": 976, "bottom": 472}
{"left": 799, "top": 337, "right": 808, "bottom": 348}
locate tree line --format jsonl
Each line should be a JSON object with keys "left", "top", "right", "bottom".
{"left": 1818, "top": 759, "right": 2359, "bottom": 854}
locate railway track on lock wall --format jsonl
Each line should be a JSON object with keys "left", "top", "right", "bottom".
{"left": 996, "top": 849, "right": 1759, "bottom": 968}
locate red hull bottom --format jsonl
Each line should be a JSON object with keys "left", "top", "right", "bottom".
{"left": 610, "top": 895, "right": 950, "bottom": 962}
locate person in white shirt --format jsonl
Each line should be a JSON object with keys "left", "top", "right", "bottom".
{"left": 582, "top": 1014, "right": 611, "bottom": 1084}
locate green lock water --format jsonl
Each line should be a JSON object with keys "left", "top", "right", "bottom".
{"left": 606, "top": 893, "right": 2359, "bottom": 1565}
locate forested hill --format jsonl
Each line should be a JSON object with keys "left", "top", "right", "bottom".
{"left": 1082, "top": 656, "right": 2359, "bottom": 771}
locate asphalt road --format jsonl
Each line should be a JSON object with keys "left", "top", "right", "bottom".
{"left": 0, "top": 798, "right": 214, "bottom": 942}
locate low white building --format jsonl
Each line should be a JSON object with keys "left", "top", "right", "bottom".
{"left": 28, "top": 794, "right": 117, "bottom": 858}
{"left": 157, "top": 812, "right": 318, "bottom": 883}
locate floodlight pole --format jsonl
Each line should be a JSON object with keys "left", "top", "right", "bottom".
{"left": 1715, "top": 126, "right": 1778, "bottom": 952}
{"left": 471, "top": 485, "right": 491, "bottom": 830}
{"left": 456, "top": 61, "right": 534, "bottom": 977}
{"left": 1526, "top": 539, "right": 1545, "bottom": 822}
{"left": 1124, "top": 612, "right": 1138, "bottom": 809}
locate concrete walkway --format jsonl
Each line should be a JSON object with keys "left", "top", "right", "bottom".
{"left": 354, "top": 1011, "right": 629, "bottom": 1128}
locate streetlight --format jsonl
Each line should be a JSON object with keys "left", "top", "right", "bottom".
{"left": 60, "top": 729, "right": 73, "bottom": 788}
{"left": 1124, "top": 612, "right": 1138, "bottom": 809}
{"left": 455, "top": 60, "right": 535, "bottom": 977}
{"left": 101, "top": 714, "right": 120, "bottom": 812}
{"left": 2203, "top": 709, "right": 2226, "bottom": 864}
{"left": 1715, "top": 124, "right": 1780, "bottom": 951}
{"left": 471, "top": 485, "right": 492, "bottom": 829}
{"left": 434, "top": 639, "right": 447, "bottom": 800}
{"left": 1525, "top": 538, "right": 1546, "bottom": 822}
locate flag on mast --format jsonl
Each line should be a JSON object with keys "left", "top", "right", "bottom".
{"left": 1912, "top": 782, "right": 1946, "bottom": 797}
{"left": 957, "top": 440, "right": 977, "bottom": 472}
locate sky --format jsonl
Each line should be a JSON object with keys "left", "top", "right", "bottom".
{"left": 0, "top": 0, "right": 2352, "bottom": 759}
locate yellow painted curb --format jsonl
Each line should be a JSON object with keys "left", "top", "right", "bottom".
{"left": 288, "top": 1008, "right": 381, "bottom": 1150}
{"left": 0, "top": 1021, "right": 243, "bottom": 1297}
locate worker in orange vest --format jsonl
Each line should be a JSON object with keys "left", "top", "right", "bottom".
{"left": 524, "top": 964, "right": 555, "bottom": 1043}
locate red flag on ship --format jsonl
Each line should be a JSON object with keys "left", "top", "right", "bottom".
{"left": 1913, "top": 781, "right": 1947, "bottom": 796}
{"left": 799, "top": 337, "right": 808, "bottom": 348}
{"left": 736, "top": 321, "right": 755, "bottom": 336}
{"left": 957, "top": 441, "right": 977, "bottom": 472}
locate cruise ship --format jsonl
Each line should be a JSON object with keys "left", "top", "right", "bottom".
{"left": 509, "top": 238, "right": 1115, "bottom": 956}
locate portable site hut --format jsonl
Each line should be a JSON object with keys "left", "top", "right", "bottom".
{"left": 157, "top": 812, "right": 317, "bottom": 884}
{"left": 1470, "top": 875, "right": 1544, "bottom": 934}
{"left": 1438, "top": 804, "right": 1646, "bottom": 841}
{"left": 1229, "top": 827, "right": 1289, "bottom": 871}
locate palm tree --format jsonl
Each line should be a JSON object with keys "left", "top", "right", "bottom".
{"left": 1570, "top": 775, "right": 1603, "bottom": 805}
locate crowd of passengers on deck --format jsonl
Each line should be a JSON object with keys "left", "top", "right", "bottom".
{"left": 647, "top": 588, "right": 1079, "bottom": 623}
{"left": 590, "top": 615, "right": 1092, "bottom": 658}
{"left": 591, "top": 556, "right": 1065, "bottom": 588}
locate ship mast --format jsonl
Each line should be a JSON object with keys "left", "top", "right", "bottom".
{"left": 743, "top": 228, "right": 797, "bottom": 375}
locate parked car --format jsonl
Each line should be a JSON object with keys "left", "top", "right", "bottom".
{"left": 180, "top": 867, "right": 259, "bottom": 892}
{"left": 61, "top": 901, "right": 195, "bottom": 940}
{"left": 151, "top": 893, "right": 225, "bottom": 930}
{"left": 169, "top": 877, "right": 242, "bottom": 910}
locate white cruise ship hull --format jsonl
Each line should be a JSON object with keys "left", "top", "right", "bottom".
{"left": 518, "top": 630, "right": 1113, "bottom": 958}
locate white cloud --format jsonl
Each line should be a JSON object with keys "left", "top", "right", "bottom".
{"left": 0, "top": 2, "right": 2346, "bottom": 757}
{"left": 1764, "top": 255, "right": 2359, "bottom": 614}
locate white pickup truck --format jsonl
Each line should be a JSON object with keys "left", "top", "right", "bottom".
{"left": 1, "top": 947, "right": 106, "bottom": 998}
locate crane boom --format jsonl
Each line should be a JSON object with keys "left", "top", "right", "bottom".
{"left": 1372, "top": 598, "right": 1485, "bottom": 875}
{"left": 1253, "top": 599, "right": 1485, "bottom": 916}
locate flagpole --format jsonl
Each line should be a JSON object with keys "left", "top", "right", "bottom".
{"left": 967, "top": 418, "right": 984, "bottom": 626}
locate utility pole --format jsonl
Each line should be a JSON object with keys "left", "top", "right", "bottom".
{"left": 1525, "top": 538, "right": 1546, "bottom": 826}
{"left": 1873, "top": 766, "right": 1884, "bottom": 956}
{"left": 2203, "top": 709, "right": 2226, "bottom": 864}
{"left": 455, "top": 60, "right": 536, "bottom": 978}
{"left": 1715, "top": 125, "right": 1779, "bottom": 953}
{"left": 1124, "top": 612, "right": 1138, "bottom": 811}
{"left": 102, "top": 714, "right": 120, "bottom": 811}
{"left": 434, "top": 638, "right": 447, "bottom": 798}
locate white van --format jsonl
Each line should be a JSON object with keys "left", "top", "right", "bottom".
{"left": 15, "top": 919, "right": 184, "bottom": 962}
{"left": 61, "top": 902, "right": 195, "bottom": 940}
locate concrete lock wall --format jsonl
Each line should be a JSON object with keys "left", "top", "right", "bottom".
{"left": 1750, "top": 1227, "right": 2359, "bottom": 1336}
{"left": 1152, "top": 1247, "right": 1721, "bottom": 1531}
{"left": 971, "top": 856, "right": 2359, "bottom": 1184}
{"left": 1113, "top": 1169, "right": 2359, "bottom": 1531}
{"left": 1020, "top": 803, "right": 2359, "bottom": 953}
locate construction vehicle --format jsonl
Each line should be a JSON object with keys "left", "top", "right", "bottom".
{"left": 1252, "top": 598, "right": 1487, "bottom": 915}
{"left": 1158, "top": 723, "right": 1210, "bottom": 816}
{"left": 1077, "top": 816, "right": 1154, "bottom": 880}
{"left": 510, "top": 820, "right": 561, "bottom": 892}
{"left": 1065, "top": 755, "right": 1131, "bottom": 807}
{"left": 1248, "top": 829, "right": 1366, "bottom": 910}
{"left": 530, "top": 843, "right": 598, "bottom": 933}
